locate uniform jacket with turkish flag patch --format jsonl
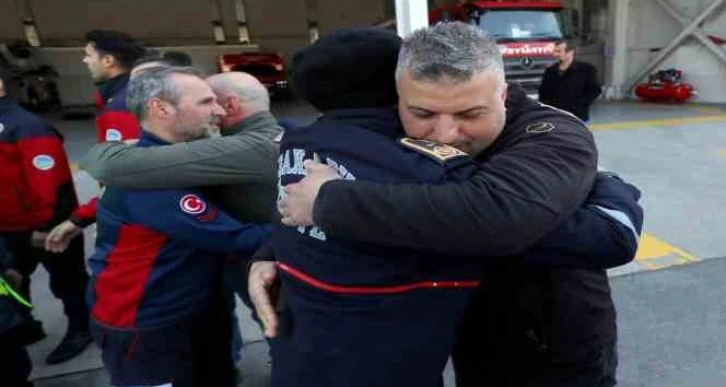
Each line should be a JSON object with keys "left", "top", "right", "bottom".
{"left": 88, "top": 130, "right": 271, "bottom": 328}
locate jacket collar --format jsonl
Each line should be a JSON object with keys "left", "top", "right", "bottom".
{"left": 225, "top": 111, "right": 282, "bottom": 136}
{"left": 0, "top": 95, "right": 18, "bottom": 113}
{"left": 137, "top": 129, "right": 172, "bottom": 147}
{"left": 504, "top": 83, "right": 537, "bottom": 125}
{"left": 95, "top": 73, "right": 130, "bottom": 104}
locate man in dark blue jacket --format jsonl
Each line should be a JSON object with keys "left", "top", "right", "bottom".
{"left": 262, "top": 26, "right": 642, "bottom": 387}
{"left": 89, "top": 66, "right": 270, "bottom": 387}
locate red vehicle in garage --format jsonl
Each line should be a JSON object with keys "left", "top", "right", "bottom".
{"left": 431, "top": 0, "right": 572, "bottom": 96}
{"left": 217, "top": 52, "right": 289, "bottom": 98}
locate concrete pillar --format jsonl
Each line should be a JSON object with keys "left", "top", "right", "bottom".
{"left": 395, "top": 0, "right": 428, "bottom": 37}
{"left": 606, "top": 0, "right": 630, "bottom": 99}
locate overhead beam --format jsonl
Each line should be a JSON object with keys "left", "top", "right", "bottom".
{"left": 625, "top": 0, "right": 724, "bottom": 92}
{"left": 653, "top": 0, "right": 726, "bottom": 65}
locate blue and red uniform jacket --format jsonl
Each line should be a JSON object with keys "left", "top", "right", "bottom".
{"left": 88, "top": 130, "right": 271, "bottom": 329}
{"left": 71, "top": 74, "right": 140, "bottom": 227}
{"left": 0, "top": 96, "right": 79, "bottom": 233}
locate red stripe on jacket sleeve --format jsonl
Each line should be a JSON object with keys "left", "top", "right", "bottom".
{"left": 92, "top": 224, "right": 167, "bottom": 327}
{"left": 72, "top": 197, "right": 98, "bottom": 227}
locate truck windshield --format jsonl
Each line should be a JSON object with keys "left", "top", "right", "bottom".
{"left": 472, "top": 10, "right": 563, "bottom": 42}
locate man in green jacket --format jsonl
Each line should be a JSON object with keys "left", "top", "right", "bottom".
{"left": 80, "top": 71, "right": 280, "bottom": 369}
{"left": 81, "top": 71, "right": 280, "bottom": 222}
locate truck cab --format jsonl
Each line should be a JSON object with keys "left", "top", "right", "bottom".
{"left": 432, "top": 1, "right": 571, "bottom": 97}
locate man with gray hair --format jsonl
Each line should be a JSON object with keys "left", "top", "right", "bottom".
{"left": 80, "top": 71, "right": 278, "bottom": 219}
{"left": 276, "top": 22, "right": 634, "bottom": 387}
{"left": 81, "top": 70, "right": 280, "bottom": 372}
{"left": 87, "top": 66, "right": 271, "bottom": 387}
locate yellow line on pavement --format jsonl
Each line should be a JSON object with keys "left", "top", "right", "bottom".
{"left": 691, "top": 106, "right": 725, "bottom": 115}
{"left": 635, "top": 233, "right": 699, "bottom": 264}
{"left": 589, "top": 114, "right": 726, "bottom": 131}
{"left": 717, "top": 149, "right": 726, "bottom": 157}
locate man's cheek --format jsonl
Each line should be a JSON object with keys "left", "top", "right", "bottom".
{"left": 402, "top": 121, "right": 429, "bottom": 138}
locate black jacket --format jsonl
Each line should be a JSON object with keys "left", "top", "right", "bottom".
{"left": 538, "top": 60, "right": 602, "bottom": 121}
{"left": 314, "top": 84, "right": 598, "bottom": 256}
{"left": 312, "top": 84, "right": 620, "bottom": 356}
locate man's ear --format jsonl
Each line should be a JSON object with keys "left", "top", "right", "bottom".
{"left": 224, "top": 94, "right": 241, "bottom": 115}
{"left": 149, "top": 98, "right": 172, "bottom": 119}
{"left": 500, "top": 82, "right": 508, "bottom": 103}
{"left": 101, "top": 54, "right": 116, "bottom": 70}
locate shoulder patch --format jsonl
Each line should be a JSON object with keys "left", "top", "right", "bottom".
{"left": 32, "top": 155, "right": 55, "bottom": 171}
{"left": 179, "top": 194, "right": 219, "bottom": 222}
{"left": 105, "top": 128, "right": 122, "bottom": 141}
{"left": 525, "top": 122, "right": 555, "bottom": 134}
{"left": 398, "top": 138, "right": 467, "bottom": 163}
{"left": 179, "top": 194, "right": 207, "bottom": 215}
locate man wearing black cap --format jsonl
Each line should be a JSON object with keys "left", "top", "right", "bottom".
{"left": 272, "top": 23, "right": 641, "bottom": 387}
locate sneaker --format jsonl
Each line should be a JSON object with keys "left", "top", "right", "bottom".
{"left": 46, "top": 330, "right": 92, "bottom": 365}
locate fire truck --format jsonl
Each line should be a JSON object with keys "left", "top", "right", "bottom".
{"left": 217, "top": 52, "right": 289, "bottom": 99}
{"left": 431, "top": 0, "right": 572, "bottom": 96}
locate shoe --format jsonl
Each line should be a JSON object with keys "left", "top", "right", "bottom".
{"left": 46, "top": 330, "right": 92, "bottom": 365}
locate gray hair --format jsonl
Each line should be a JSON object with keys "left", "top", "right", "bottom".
{"left": 126, "top": 66, "right": 206, "bottom": 122}
{"left": 396, "top": 22, "right": 504, "bottom": 85}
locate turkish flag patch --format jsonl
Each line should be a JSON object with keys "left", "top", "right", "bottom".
{"left": 179, "top": 194, "right": 207, "bottom": 215}
{"left": 179, "top": 194, "right": 218, "bottom": 222}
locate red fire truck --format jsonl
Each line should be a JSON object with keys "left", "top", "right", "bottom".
{"left": 431, "top": 0, "right": 572, "bottom": 96}
{"left": 217, "top": 52, "right": 289, "bottom": 98}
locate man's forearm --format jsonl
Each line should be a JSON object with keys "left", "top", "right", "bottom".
{"left": 81, "top": 134, "right": 278, "bottom": 188}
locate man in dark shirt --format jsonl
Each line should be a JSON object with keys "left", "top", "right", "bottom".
{"left": 538, "top": 39, "right": 601, "bottom": 121}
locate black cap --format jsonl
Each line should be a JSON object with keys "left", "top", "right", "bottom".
{"left": 290, "top": 27, "right": 401, "bottom": 111}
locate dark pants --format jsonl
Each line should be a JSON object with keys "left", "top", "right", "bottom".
{"left": 271, "top": 282, "right": 471, "bottom": 387}
{"left": 0, "top": 338, "right": 33, "bottom": 386}
{"left": 452, "top": 286, "right": 618, "bottom": 387}
{"left": 91, "top": 294, "right": 235, "bottom": 387}
{"left": 2, "top": 231, "right": 89, "bottom": 332}
{"left": 1, "top": 295, "right": 33, "bottom": 387}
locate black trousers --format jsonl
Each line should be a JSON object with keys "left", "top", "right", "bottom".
{"left": 1, "top": 298, "right": 33, "bottom": 387}
{"left": 91, "top": 293, "right": 235, "bottom": 387}
{"left": 0, "top": 337, "right": 33, "bottom": 386}
{"left": 2, "top": 231, "right": 90, "bottom": 332}
{"left": 452, "top": 286, "right": 617, "bottom": 387}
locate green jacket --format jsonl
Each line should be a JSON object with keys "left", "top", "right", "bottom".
{"left": 80, "top": 111, "right": 281, "bottom": 223}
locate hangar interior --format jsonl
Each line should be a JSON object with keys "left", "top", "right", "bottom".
{"left": 1, "top": 0, "right": 724, "bottom": 105}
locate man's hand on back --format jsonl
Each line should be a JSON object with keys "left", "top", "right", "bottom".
{"left": 279, "top": 160, "right": 340, "bottom": 227}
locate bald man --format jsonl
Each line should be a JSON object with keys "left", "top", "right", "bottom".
{"left": 80, "top": 71, "right": 280, "bottom": 372}
{"left": 81, "top": 71, "right": 280, "bottom": 222}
